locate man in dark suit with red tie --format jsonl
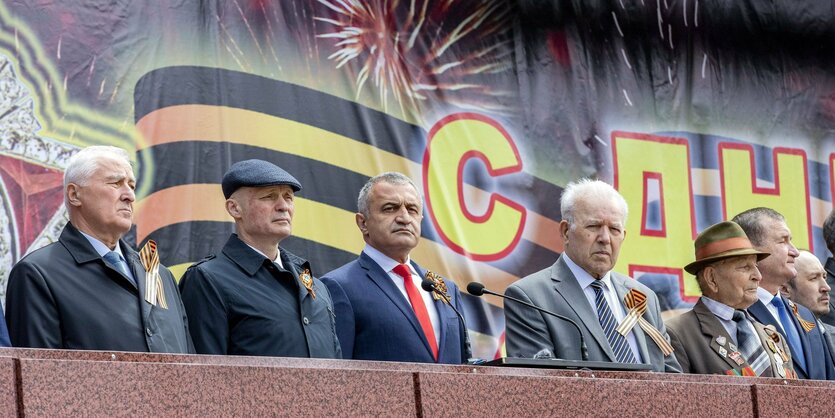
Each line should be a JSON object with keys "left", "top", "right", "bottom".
{"left": 320, "top": 172, "right": 470, "bottom": 363}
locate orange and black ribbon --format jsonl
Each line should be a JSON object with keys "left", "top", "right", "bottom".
{"left": 616, "top": 288, "right": 674, "bottom": 356}
{"left": 139, "top": 240, "right": 168, "bottom": 309}
{"left": 789, "top": 302, "right": 816, "bottom": 332}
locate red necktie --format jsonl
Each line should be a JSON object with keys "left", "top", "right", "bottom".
{"left": 393, "top": 263, "right": 438, "bottom": 361}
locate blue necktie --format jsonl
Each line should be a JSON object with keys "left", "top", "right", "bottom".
{"left": 771, "top": 297, "right": 806, "bottom": 370}
{"left": 104, "top": 251, "right": 136, "bottom": 286}
{"left": 732, "top": 310, "right": 770, "bottom": 376}
{"left": 590, "top": 280, "right": 636, "bottom": 363}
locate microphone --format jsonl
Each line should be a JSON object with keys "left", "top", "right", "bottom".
{"left": 467, "top": 282, "right": 589, "bottom": 361}
{"left": 422, "top": 278, "right": 473, "bottom": 361}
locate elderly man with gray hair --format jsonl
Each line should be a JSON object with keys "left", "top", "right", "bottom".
{"left": 5, "top": 146, "right": 193, "bottom": 352}
{"left": 321, "top": 172, "right": 470, "bottom": 363}
{"left": 504, "top": 178, "right": 681, "bottom": 372}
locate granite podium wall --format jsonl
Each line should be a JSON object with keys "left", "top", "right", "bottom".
{"left": 0, "top": 348, "right": 832, "bottom": 417}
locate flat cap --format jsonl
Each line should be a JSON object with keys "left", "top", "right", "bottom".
{"left": 221, "top": 159, "right": 302, "bottom": 198}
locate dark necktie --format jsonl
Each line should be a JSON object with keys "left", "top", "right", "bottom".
{"left": 731, "top": 310, "right": 770, "bottom": 376}
{"left": 771, "top": 297, "right": 806, "bottom": 369}
{"left": 393, "top": 263, "right": 438, "bottom": 360}
{"left": 590, "top": 280, "right": 636, "bottom": 363}
{"left": 104, "top": 251, "right": 136, "bottom": 287}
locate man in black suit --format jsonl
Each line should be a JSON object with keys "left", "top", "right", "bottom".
{"left": 5, "top": 146, "right": 193, "bottom": 353}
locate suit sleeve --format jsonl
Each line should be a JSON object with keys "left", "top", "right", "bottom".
{"left": 316, "top": 281, "right": 343, "bottom": 359}
{"left": 647, "top": 291, "right": 683, "bottom": 373}
{"left": 178, "top": 266, "right": 229, "bottom": 355}
{"left": 819, "top": 329, "right": 835, "bottom": 380}
{"left": 0, "top": 309, "right": 9, "bottom": 347}
{"left": 320, "top": 276, "right": 355, "bottom": 359}
{"left": 504, "top": 284, "right": 554, "bottom": 358}
{"left": 5, "top": 261, "right": 62, "bottom": 348}
{"left": 664, "top": 324, "right": 690, "bottom": 373}
{"left": 161, "top": 266, "right": 196, "bottom": 354}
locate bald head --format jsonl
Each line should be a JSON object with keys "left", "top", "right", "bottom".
{"left": 781, "top": 251, "right": 831, "bottom": 317}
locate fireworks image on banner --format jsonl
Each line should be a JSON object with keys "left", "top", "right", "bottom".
{"left": 314, "top": 0, "right": 514, "bottom": 119}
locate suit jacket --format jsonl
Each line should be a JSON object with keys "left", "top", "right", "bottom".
{"left": 819, "top": 320, "right": 835, "bottom": 369}
{"left": 748, "top": 295, "right": 835, "bottom": 380}
{"left": 820, "top": 257, "right": 835, "bottom": 326}
{"left": 321, "top": 252, "right": 470, "bottom": 364}
{"left": 0, "top": 309, "right": 9, "bottom": 347}
{"left": 504, "top": 256, "right": 681, "bottom": 372}
{"left": 666, "top": 299, "right": 793, "bottom": 377}
{"left": 5, "top": 222, "right": 193, "bottom": 353}
{"left": 179, "top": 234, "right": 341, "bottom": 358}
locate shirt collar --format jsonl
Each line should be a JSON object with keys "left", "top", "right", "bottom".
{"left": 563, "top": 253, "right": 613, "bottom": 291}
{"left": 242, "top": 242, "right": 283, "bottom": 268}
{"left": 756, "top": 286, "right": 778, "bottom": 305}
{"left": 700, "top": 296, "right": 735, "bottom": 321}
{"left": 363, "top": 244, "right": 413, "bottom": 275}
{"left": 78, "top": 230, "right": 124, "bottom": 259}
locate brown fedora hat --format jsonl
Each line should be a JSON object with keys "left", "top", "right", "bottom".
{"left": 684, "top": 221, "right": 770, "bottom": 275}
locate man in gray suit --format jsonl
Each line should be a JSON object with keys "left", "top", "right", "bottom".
{"left": 504, "top": 179, "right": 681, "bottom": 372}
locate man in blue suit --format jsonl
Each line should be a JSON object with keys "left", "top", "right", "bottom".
{"left": 321, "top": 172, "right": 470, "bottom": 364}
{"left": 733, "top": 207, "right": 835, "bottom": 380}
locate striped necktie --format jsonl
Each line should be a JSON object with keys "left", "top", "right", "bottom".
{"left": 590, "top": 280, "right": 636, "bottom": 363}
{"left": 732, "top": 310, "right": 770, "bottom": 376}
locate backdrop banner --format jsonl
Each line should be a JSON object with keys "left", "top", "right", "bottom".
{"left": 1, "top": 1, "right": 834, "bottom": 359}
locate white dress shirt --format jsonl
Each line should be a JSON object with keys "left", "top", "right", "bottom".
{"left": 363, "top": 244, "right": 441, "bottom": 345}
{"left": 563, "top": 253, "right": 644, "bottom": 363}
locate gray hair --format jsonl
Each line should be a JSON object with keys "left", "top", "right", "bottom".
{"left": 824, "top": 209, "right": 835, "bottom": 254}
{"left": 63, "top": 146, "right": 133, "bottom": 207}
{"left": 357, "top": 172, "right": 421, "bottom": 217}
{"left": 560, "top": 178, "right": 628, "bottom": 225}
{"left": 731, "top": 207, "right": 785, "bottom": 246}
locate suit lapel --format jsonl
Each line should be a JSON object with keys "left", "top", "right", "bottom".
{"left": 693, "top": 301, "right": 742, "bottom": 370}
{"left": 610, "top": 275, "right": 649, "bottom": 362}
{"left": 359, "top": 253, "right": 433, "bottom": 357}
{"left": 123, "top": 243, "right": 152, "bottom": 327}
{"left": 782, "top": 297, "right": 811, "bottom": 377}
{"left": 550, "top": 258, "right": 616, "bottom": 362}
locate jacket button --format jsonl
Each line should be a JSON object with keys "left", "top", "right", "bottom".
{"left": 303, "top": 317, "right": 310, "bottom": 325}
{"left": 146, "top": 328, "right": 153, "bottom": 337}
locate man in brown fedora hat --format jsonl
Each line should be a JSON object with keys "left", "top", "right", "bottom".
{"left": 666, "top": 221, "right": 795, "bottom": 377}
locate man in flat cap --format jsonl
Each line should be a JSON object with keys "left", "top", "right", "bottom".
{"left": 179, "top": 159, "right": 341, "bottom": 358}
{"left": 666, "top": 221, "right": 794, "bottom": 377}
{"left": 6, "top": 146, "right": 193, "bottom": 352}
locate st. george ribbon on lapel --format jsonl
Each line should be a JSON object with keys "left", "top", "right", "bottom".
{"left": 139, "top": 240, "right": 167, "bottom": 309}
{"left": 616, "top": 288, "right": 674, "bottom": 356}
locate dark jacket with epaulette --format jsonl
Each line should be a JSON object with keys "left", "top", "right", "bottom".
{"left": 178, "top": 233, "right": 341, "bottom": 358}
